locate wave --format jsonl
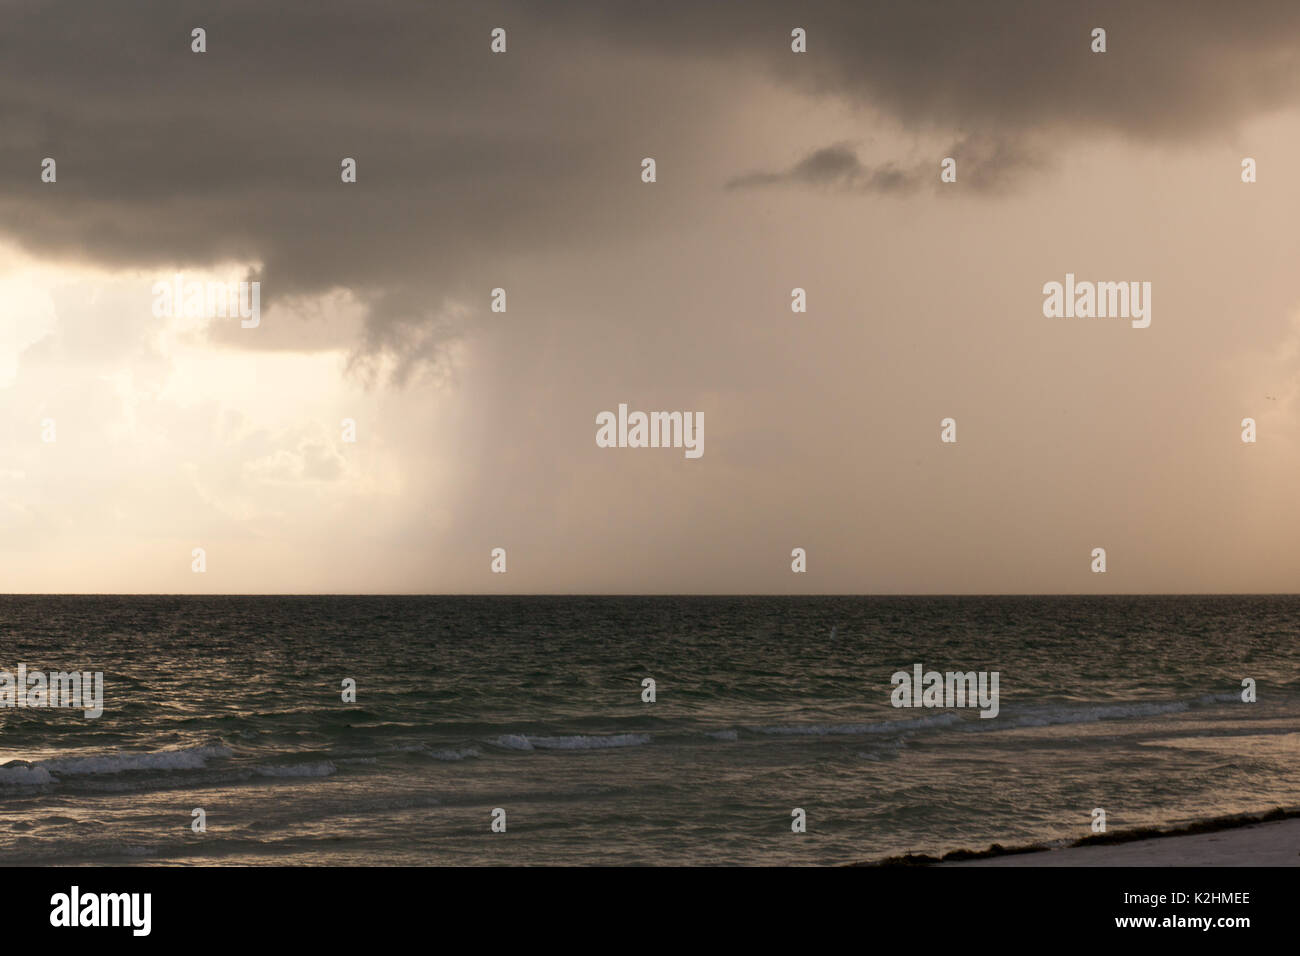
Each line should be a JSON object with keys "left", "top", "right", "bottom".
{"left": 36, "top": 744, "right": 233, "bottom": 777}
{"left": 0, "top": 764, "right": 53, "bottom": 786}
{"left": 998, "top": 700, "right": 1191, "bottom": 729}
{"left": 253, "top": 761, "right": 336, "bottom": 778}
{"left": 1196, "top": 691, "right": 1248, "bottom": 705}
{"left": 756, "top": 713, "right": 963, "bottom": 736}
{"left": 752, "top": 692, "right": 1244, "bottom": 740}
{"left": 495, "top": 733, "right": 651, "bottom": 751}
{"left": 0, "top": 743, "right": 232, "bottom": 788}
{"left": 427, "top": 746, "right": 481, "bottom": 761}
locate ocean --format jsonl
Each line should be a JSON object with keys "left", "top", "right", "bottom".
{"left": 1, "top": 595, "right": 1297, "bottom": 866}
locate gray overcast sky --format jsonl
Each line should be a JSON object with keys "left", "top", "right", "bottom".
{"left": 2, "top": 0, "right": 1299, "bottom": 592}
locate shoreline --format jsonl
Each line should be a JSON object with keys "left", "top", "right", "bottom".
{"left": 854, "top": 806, "right": 1300, "bottom": 867}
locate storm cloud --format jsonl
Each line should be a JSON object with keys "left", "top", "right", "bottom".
{"left": 3, "top": 1, "right": 1299, "bottom": 369}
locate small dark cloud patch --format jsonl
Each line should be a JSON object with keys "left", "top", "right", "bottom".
{"left": 727, "top": 136, "right": 1043, "bottom": 195}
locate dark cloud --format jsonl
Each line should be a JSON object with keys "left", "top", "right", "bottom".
{"left": 727, "top": 143, "right": 929, "bottom": 195}
{"left": 945, "top": 135, "right": 1047, "bottom": 192}
{"left": 546, "top": 0, "right": 1300, "bottom": 140}
{"left": 0, "top": 0, "right": 707, "bottom": 377}
{"left": 726, "top": 144, "right": 884, "bottom": 191}
{"left": 2, "top": 0, "right": 1298, "bottom": 375}
{"left": 727, "top": 136, "right": 1042, "bottom": 194}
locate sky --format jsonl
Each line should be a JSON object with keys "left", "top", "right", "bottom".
{"left": 2, "top": 0, "right": 1300, "bottom": 593}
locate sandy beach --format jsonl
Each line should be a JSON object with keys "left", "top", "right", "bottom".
{"left": 941, "top": 817, "right": 1300, "bottom": 867}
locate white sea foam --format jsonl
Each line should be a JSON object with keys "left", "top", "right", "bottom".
{"left": 757, "top": 713, "right": 963, "bottom": 736}
{"left": 427, "top": 746, "right": 481, "bottom": 761}
{"left": 1195, "top": 692, "right": 1245, "bottom": 705}
{"left": 39, "top": 744, "right": 233, "bottom": 776}
{"left": 530, "top": 733, "right": 651, "bottom": 750}
{"left": 253, "top": 761, "right": 336, "bottom": 778}
{"left": 1001, "top": 700, "right": 1190, "bottom": 729}
{"left": 496, "top": 733, "right": 651, "bottom": 751}
{"left": 0, "top": 764, "right": 53, "bottom": 786}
